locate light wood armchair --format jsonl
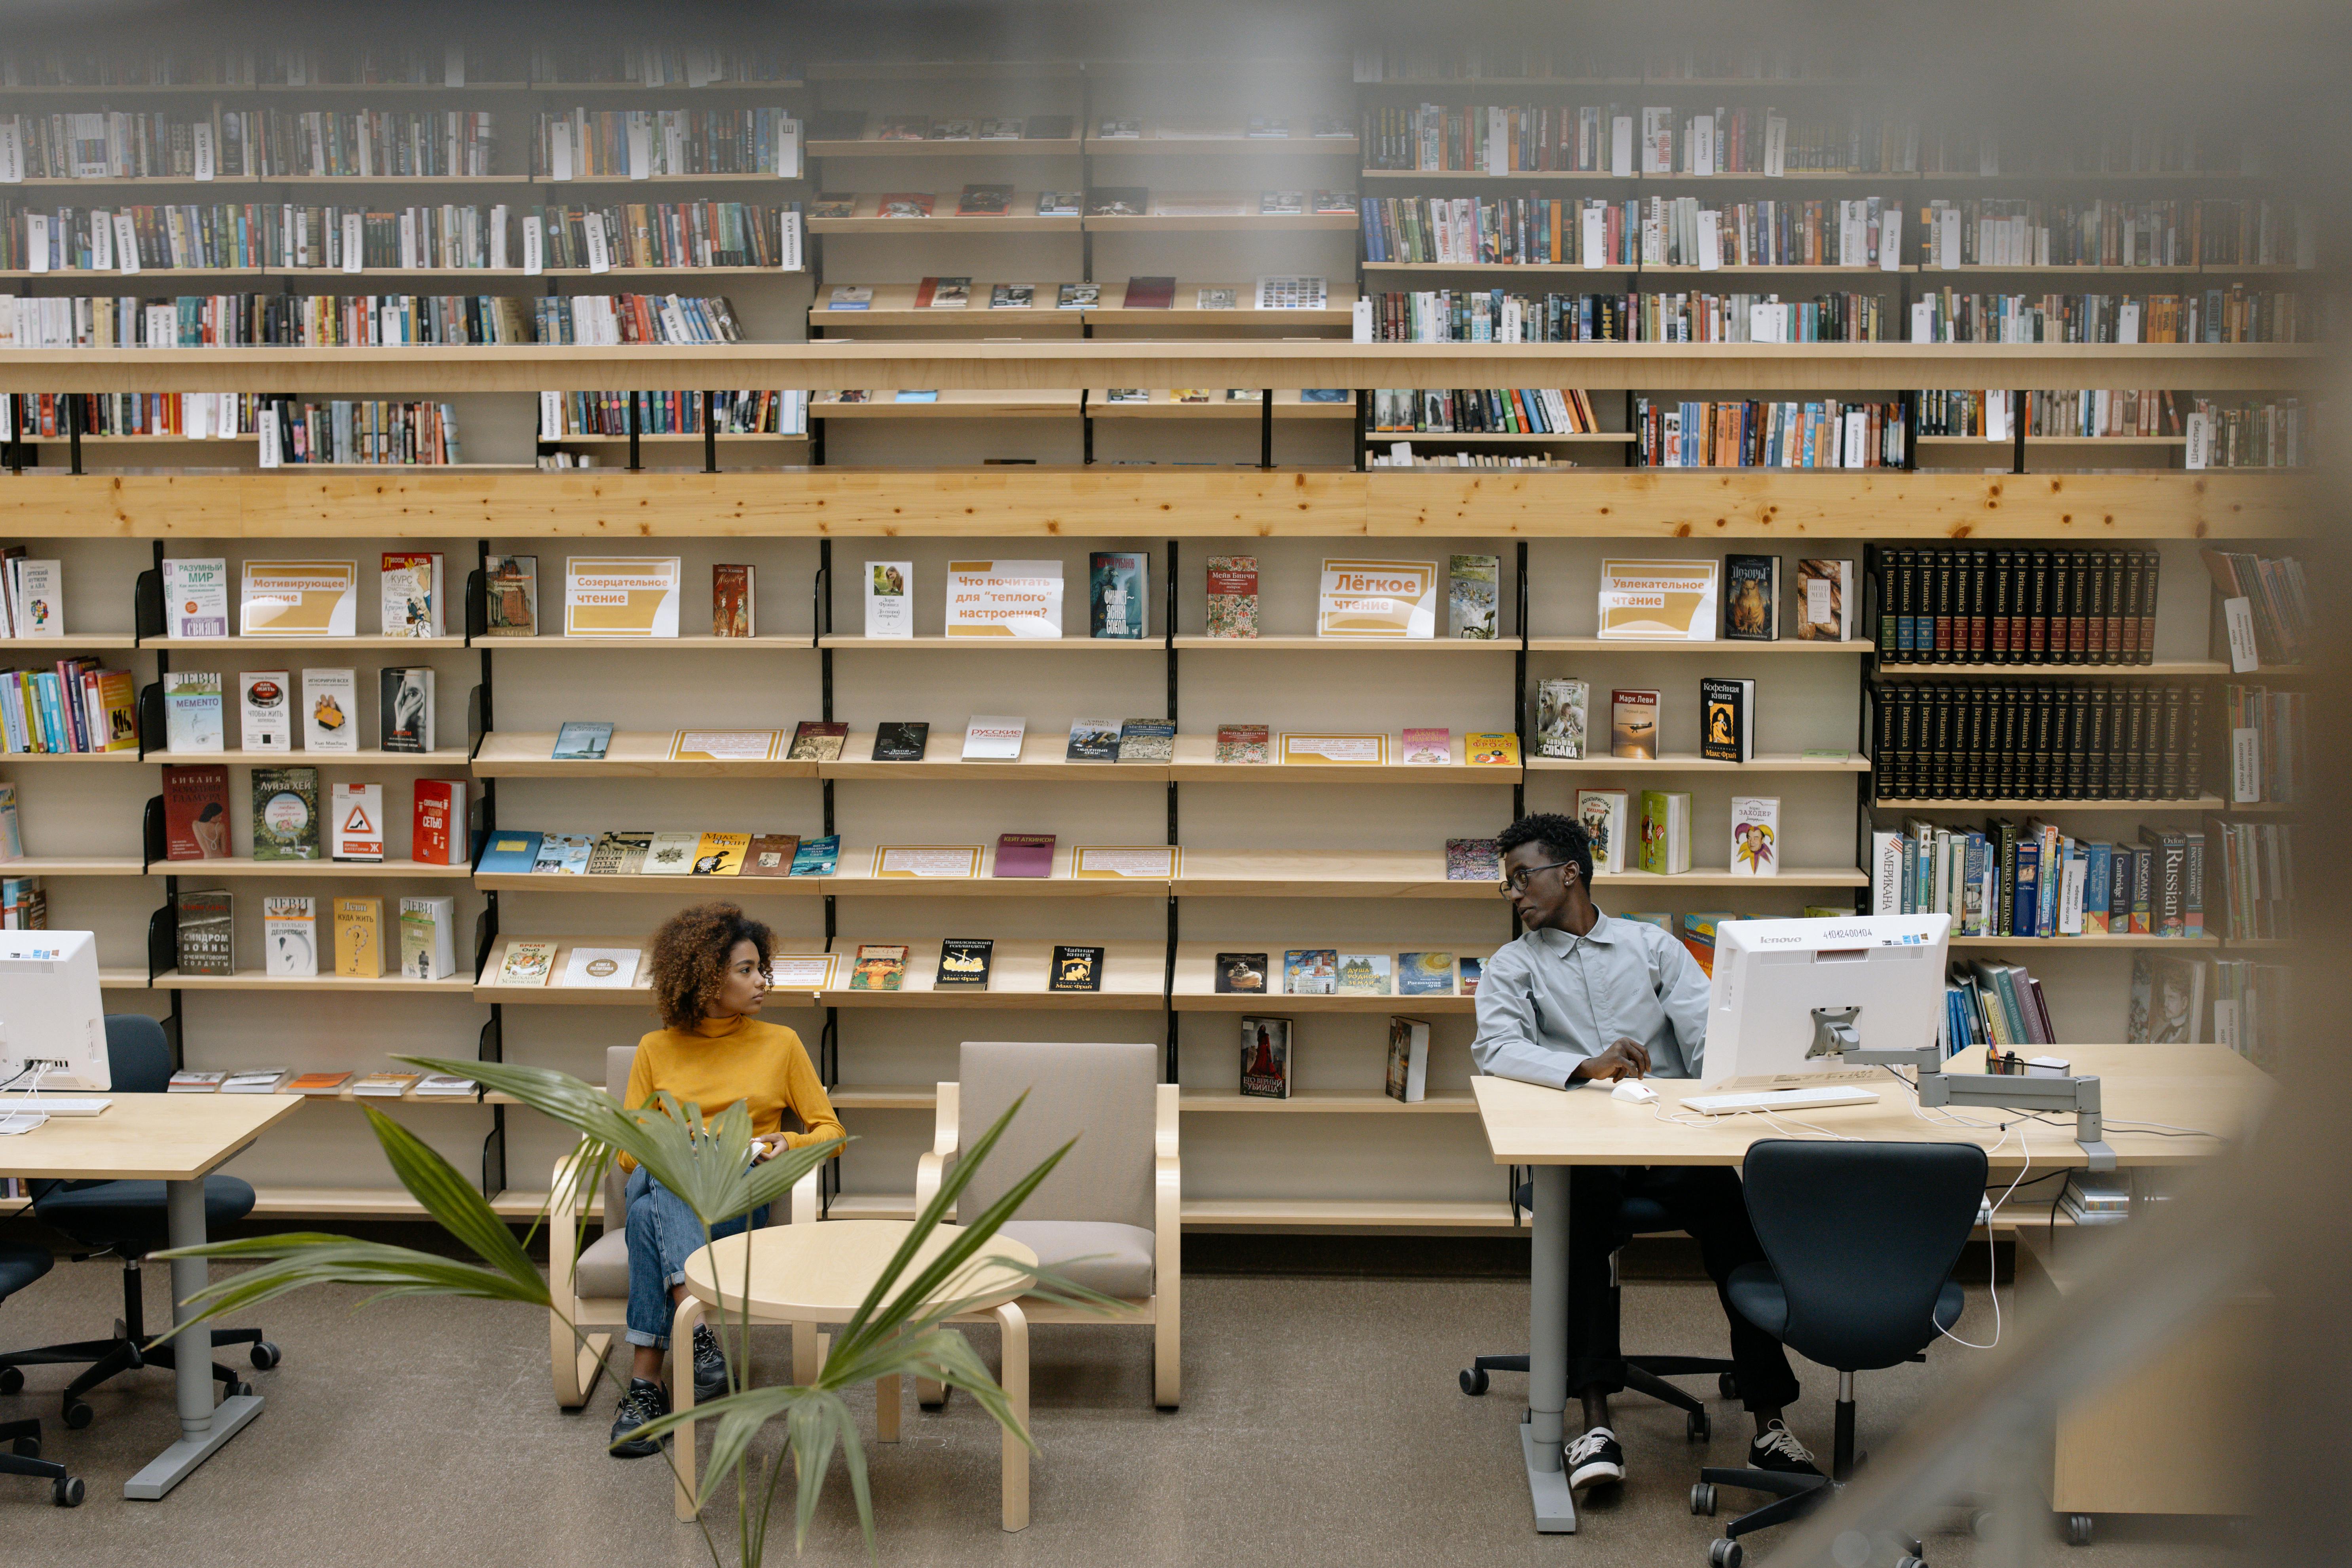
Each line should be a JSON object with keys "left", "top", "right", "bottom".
{"left": 546, "top": 1045, "right": 819, "bottom": 1409}
{"left": 914, "top": 1040, "right": 1180, "bottom": 1409}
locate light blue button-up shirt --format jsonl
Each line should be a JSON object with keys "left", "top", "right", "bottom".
{"left": 1472, "top": 912, "right": 1713, "bottom": 1088}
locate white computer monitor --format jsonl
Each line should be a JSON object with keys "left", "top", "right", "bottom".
{"left": 0, "top": 931, "right": 109, "bottom": 1092}
{"left": 1700, "top": 914, "right": 1950, "bottom": 1085}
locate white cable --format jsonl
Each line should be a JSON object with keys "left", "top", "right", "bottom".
{"left": 0, "top": 1061, "right": 51, "bottom": 1135}
{"left": 1936, "top": 1122, "right": 2030, "bottom": 1352}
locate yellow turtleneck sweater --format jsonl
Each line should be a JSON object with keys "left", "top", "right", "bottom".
{"left": 617, "top": 1014, "right": 844, "bottom": 1172}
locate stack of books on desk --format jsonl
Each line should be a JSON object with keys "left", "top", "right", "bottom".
{"left": 2060, "top": 1173, "right": 2132, "bottom": 1227}
{"left": 221, "top": 1068, "right": 288, "bottom": 1094}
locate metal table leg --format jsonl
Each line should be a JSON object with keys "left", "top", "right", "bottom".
{"left": 123, "top": 1179, "right": 263, "bottom": 1499}
{"left": 1520, "top": 1162, "right": 1576, "bottom": 1532}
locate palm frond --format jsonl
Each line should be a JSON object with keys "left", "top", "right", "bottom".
{"left": 146, "top": 1238, "right": 550, "bottom": 1343}
{"left": 360, "top": 1105, "right": 544, "bottom": 1295}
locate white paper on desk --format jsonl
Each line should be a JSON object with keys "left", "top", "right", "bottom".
{"left": 22, "top": 213, "right": 44, "bottom": 272}
{"left": 1611, "top": 115, "right": 1633, "bottom": 177}
{"left": 341, "top": 212, "right": 364, "bottom": 273}
{"left": 522, "top": 216, "right": 544, "bottom": 275}
{"left": 1696, "top": 209, "right": 1721, "bottom": 270}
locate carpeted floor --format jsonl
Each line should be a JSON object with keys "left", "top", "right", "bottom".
{"left": 0, "top": 1252, "right": 2246, "bottom": 1568}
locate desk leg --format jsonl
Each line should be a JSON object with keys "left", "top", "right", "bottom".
{"left": 1520, "top": 1163, "right": 1576, "bottom": 1534}
{"left": 124, "top": 1179, "right": 264, "bottom": 1500}
{"left": 671, "top": 1295, "right": 706, "bottom": 1521}
{"left": 995, "top": 1301, "right": 1028, "bottom": 1532}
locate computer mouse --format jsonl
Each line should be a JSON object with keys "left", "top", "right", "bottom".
{"left": 1611, "top": 1079, "right": 1660, "bottom": 1105}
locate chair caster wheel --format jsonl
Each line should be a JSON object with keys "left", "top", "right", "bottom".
{"left": 61, "top": 1400, "right": 92, "bottom": 1430}
{"left": 1708, "top": 1538, "right": 1743, "bottom": 1567}
{"left": 1717, "top": 1373, "right": 1739, "bottom": 1401}
{"left": 0, "top": 1365, "right": 20, "bottom": 1394}
{"left": 1459, "top": 1367, "right": 1489, "bottom": 1396}
{"left": 2065, "top": 1514, "right": 2094, "bottom": 1547}
{"left": 1971, "top": 1511, "right": 1997, "bottom": 1541}
{"left": 1686, "top": 1409, "right": 1711, "bottom": 1442}
{"left": 53, "top": 1475, "right": 83, "bottom": 1507}
{"left": 250, "top": 1341, "right": 281, "bottom": 1371}
{"left": 224, "top": 1379, "right": 252, "bottom": 1399}
{"left": 11, "top": 1435, "right": 38, "bottom": 1458}
{"left": 1896, "top": 1557, "right": 1925, "bottom": 1568}
{"left": 1690, "top": 1482, "right": 1717, "bottom": 1517}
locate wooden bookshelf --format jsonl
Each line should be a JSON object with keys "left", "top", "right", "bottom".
{"left": 151, "top": 968, "right": 478, "bottom": 992}
{"left": 1171, "top": 943, "right": 1481, "bottom": 1013}
{"left": 1085, "top": 130, "right": 1360, "bottom": 156}
{"left": 821, "top": 937, "right": 1166, "bottom": 1009}
{"left": 482, "top": 635, "right": 817, "bottom": 652}
{"left": 1087, "top": 392, "right": 1358, "bottom": 420}
{"left": 147, "top": 635, "right": 469, "bottom": 650}
{"left": 470, "top": 731, "right": 819, "bottom": 779}
{"left": 808, "top": 135, "right": 1083, "bottom": 158}
{"left": 810, "top": 390, "right": 1083, "bottom": 417}
{"left": 1872, "top": 661, "right": 2230, "bottom": 677}
{"left": 1523, "top": 752, "right": 1868, "bottom": 773}
{"left": 1874, "top": 796, "right": 2225, "bottom": 811}
{"left": 0, "top": 856, "right": 146, "bottom": 875}
{"left": 146, "top": 858, "right": 473, "bottom": 878}
{"left": 806, "top": 194, "right": 1078, "bottom": 233}
{"left": 149, "top": 749, "right": 473, "bottom": 765}
{"left": 1081, "top": 197, "right": 1358, "bottom": 232}
{"left": 472, "top": 934, "right": 821, "bottom": 1007}
{"left": 1527, "top": 636, "right": 1870, "bottom": 653}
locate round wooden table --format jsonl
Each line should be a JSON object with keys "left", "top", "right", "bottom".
{"left": 670, "top": 1221, "right": 1040, "bottom": 1531}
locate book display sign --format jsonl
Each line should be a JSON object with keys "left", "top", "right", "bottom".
{"left": 945, "top": 559, "right": 1064, "bottom": 637}
{"left": 668, "top": 730, "right": 782, "bottom": 761}
{"left": 563, "top": 556, "right": 681, "bottom": 638}
{"left": 1317, "top": 558, "right": 1437, "bottom": 639}
{"left": 1072, "top": 846, "right": 1179, "bottom": 878}
{"left": 768, "top": 953, "right": 839, "bottom": 991}
{"left": 1597, "top": 559, "right": 1720, "bottom": 640}
{"left": 240, "top": 560, "right": 358, "bottom": 637}
{"left": 1279, "top": 733, "right": 1389, "bottom": 765}
{"left": 873, "top": 845, "right": 983, "bottom": 878}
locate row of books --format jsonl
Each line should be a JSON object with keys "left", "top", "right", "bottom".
{"left": 810, "top": 189, "right": 1354, "bottom": 221}
{"left": 844, "top": 942, "right": 1108, "bottom": 994}
{"left": 1239, "top": 1016, "right": 1445, "bottom": 1105}
{"left": 1360, "top": 289, "right": 1633, "bottom": 343}
{"left": 0, "top": 659, "right": 137, "bottom": 753}
{"left": 155, "top": 551, "right": 446, "bottom": 637}
{"left": 1944, "top": 958, "right": 2060, "bottom": 1054}
{"left": 2208, "top": 957, "right": 2287, "bottom": 1067}
{"left": 828, "top": 112, "right": 1348, "bottom": 142}
{"left": 2224, "top": 686, "right": 2303, "bottom": 806}
{"left": 1871, "top": 682, "right": 2208, "bottom": 803}
{"left": 1920, "top": 197, "right": 2312, "bottom": 269}
{"left": 529, "top": 108, "right": 799, "bottom": 179}
{"left": 1914, "top": 389, "right": 2187, "bottom": 440}
{"left": 1637, "top": 292, "right": 1894, "bottom": 343}
{"left": 1351, "top": 44, "right": 1855, "bottom": 82}
{"left": 0, "top": 42, "right": 794, "bottom": 87}
{"left": 174, "top": 889, "right": 460, "bottom": 978}
{"left": 1364, "top": 388, "right": 1599, "bottom": 436}
{"left": 0, "top": 108, "right": 497, "bottom": 180}
{"left": 541, "top": 390, "right": 806, "bottom": 438}
{"left": 1214, "top": 948, "right": 1485, "bottom": 999}
{"left": 1907, "top": 287, "right": 2312, "bottom": 345}
{"left": 1363, "top": 104, "right": 1924, "bottom": 178}
{"left": 6, "top": 392, "right": 465, "bottom": 461}
{"left": 168, "top": 1068, "right": 480, "bottom": 1097}
{"left": 1870, "top": 547, "right": 2163, "bottom": 666}
{"left": 2211, "top": 821, "right": 2294, "bottom": 943}
{"left": 2188, "top": 398, "right": 2311, "bottom": 470}
{"left": 561, "top": 719, "right": 1536, "bottom": 768}
{"left": 165, "top": 664, "right": 442, "bottom": 752}
{"left": 163, "top": 770, "right": 468, "bottom": 864}
{"left": 1360, "top": 195, "right": 1637, "bottom": 266}
{"left": 0, "top": 290, "right": 742, "bottom": 348}
{"left": 1874, "top": 819, "right": 2205, "bottom": 937}
{"left": 2201, "top": 550, "right": 2310, "bottom": 666}
{"left": 1367, "top": 451, "right": 1574, "bottom": 469}
{"left": 480, "top": 829, "right": 833, "bottom": 878}
{"left": 1630, "top": 398, "right": 1907, "bottom": 468}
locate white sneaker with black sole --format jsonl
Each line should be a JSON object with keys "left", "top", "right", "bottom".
{"left": 1565, "top": 1426, "right": 1626, "bottom": 1490}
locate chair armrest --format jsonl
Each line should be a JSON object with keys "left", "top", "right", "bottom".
{"left": 547, "top": 1149, "right": 592, "bottom": 1309}
{"left": 913, "top": 1082, "right": 960, "bottom": 1220}
{"left": 790, "top": 1164, "right": 819, "bottom": 1226}
{"left": 1153, "top": 1083, "right": 1180, "bottom": 1287}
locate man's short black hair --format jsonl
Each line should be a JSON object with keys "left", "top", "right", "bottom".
{"left": 1496, "top": 813, "right": 1593, "bottom": 889}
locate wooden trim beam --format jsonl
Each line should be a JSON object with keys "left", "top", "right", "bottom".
{"left": 0, "top": 341, "right": 2318, "bottom": 394}
{"left": 0, "top": 468, "right": 2301, "bottom": 539}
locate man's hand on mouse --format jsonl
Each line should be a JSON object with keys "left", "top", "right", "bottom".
{"left": 1572, "top": 1038, "right": 1651, "bottom": 1083}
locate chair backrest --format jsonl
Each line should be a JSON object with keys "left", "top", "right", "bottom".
{"left": 104, "top": 1013, "right": 173, "bottom": 1094}
{"left": 600, "top": 1041, "right": 803, "bottom": 1229}
{"left": 956, "top": 1040, "right": 1155, "bottom": 1232}
{"left": 1740, "top": 1138, "right": 1988, "bottom": 1372}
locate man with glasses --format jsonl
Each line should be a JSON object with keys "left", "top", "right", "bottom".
{"left": 1473, "top": 813, "right": 1813, "bottom": 1496}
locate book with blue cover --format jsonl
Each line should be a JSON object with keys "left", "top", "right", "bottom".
{"left": 475, "top": 830, "right": 543, "bottom": 874}
{"left": 1089, "top": 552, "right": 1148, "bottom": 639}
{"left": 531, "top": 834, "right": 593, "bottom": 874}
{"left": 553, "top": 721, "right": 611, "bottom": 760}
{"left": 788, "top": 834, "right": 840, "bottom": 876}
{"left": 1397, "top": 952, "right": 1455, "bottom": 995}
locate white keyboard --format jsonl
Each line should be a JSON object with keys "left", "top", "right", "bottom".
{"left": 1682, "top": 1086, "right": 1879, "bottom": 1117}
{"left": 0, "top": 1096, "right": 109, "bottom": 1116}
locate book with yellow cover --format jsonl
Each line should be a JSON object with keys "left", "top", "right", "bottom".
{"left": 1465, "top": 732, "right": 1521, "bottom": 766}
{"left": 690, "top": 832, "right": 750, "bottom": 875}
{"left": 333, "top": 896, "right": 381, "bottom": 977}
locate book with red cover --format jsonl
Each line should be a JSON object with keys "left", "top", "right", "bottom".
{"left": 412, "top": 779, "right": 467, "bottom": 866}
{"left": 956, "top": 183, "right": 1012, "bottom": 216}
{"left": 163, "top": 764, "right": 230, "bottom": 860}
{"left": 993, "top": 832, "right": 1055, "bottom": 878}
{"left": 712, "top": 564, "right": 753, "bottom": 637}
{"left": 1121, "top": 275, "right": 1176, "bottom": 309}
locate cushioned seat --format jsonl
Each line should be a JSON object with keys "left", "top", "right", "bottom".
{"left": 571, "top": 1230, "right": 633, "bottom": 1301}
{"left": 998, "top": 1220, "right": 1156, "bottom": 1300}
{"left": 1724, "top": 1260, "right": 1965, "bottom": 1355}
{"left": 33, "top": 1176, "right": 256, "bottom": 1253}
{"left": 0, "top": 1243, "right": 51, "bottom": 1299}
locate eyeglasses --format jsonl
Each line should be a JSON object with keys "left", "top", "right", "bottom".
{"left": 1498, "top": 860, "right": 1574, "bottom": 896}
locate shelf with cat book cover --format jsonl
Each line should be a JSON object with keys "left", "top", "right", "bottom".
{"left": 1527, "top": 636, "right": 1870, "bottom": 652}
{"left": 820, "top": 938, "right": 1167, "bottom": 1010}
{"left": 1945, "top": 934, "right": 2221, "bottom": 948}
{"left": 1869, "top": 659, "right": 2231, "bottom": 676}
{"left": 809, "top": 390, "right": 1084, "bottom": 418}
{"left": 146, "top": 857, "right": 474, "bottom": 879}
{"left": 1087, "top": 391, "right": 1359, "bottom": 420}
{"left": 148, "top": 749, "right": 472, "bottom": 765}
{"left": 148, "top": 967, "right": 479, "bottom": 992}
{"left": 145, "top": 635, "right": 469, "bottom": 650}
{"left": 1081, "top": 197, "right": 1358, "bottom": 233}
{"left": 1871, "top": 795, "right": 2226, "bottom": 811}
{"left": 805, "top": 194, "right": 1079, "bottom": 233}
{"left": 1169, "top": 943, "right": 1481, "bottom": 1013}
{"left": 1084, "top": 131, "right": 1361, "bottom": 157}
{"left": 469, "top": 731, "right": 819, "bottom": 779}
{"left": 0, "top": 856, "right": 146, "bottom": 876}
{"left": 1523, "top": 752, "right": 1868, "bottom": 773}
{"left": 472, "top": 933, "right": 819, "bottom": 1008}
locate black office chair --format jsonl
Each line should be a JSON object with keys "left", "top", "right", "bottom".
{"left": 1459, "top": 1179, "right": 1740, "bottom": 1441}
{"left": 0, "top": 1243, "right": 83, "bottom": 1506}
{"left": 1689, "top": 1139, "right": 1988, "bottom": 1568}
{"left": 0, "top": 1015, "right": 279, "bottom": 1430}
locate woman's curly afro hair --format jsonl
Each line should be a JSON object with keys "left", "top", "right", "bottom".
{"left": 648, "top": 902, "right": 774, "bottom": 1032}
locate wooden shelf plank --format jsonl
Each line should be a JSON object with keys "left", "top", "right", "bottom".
{"left": 99, "top": 968, "right": 149, "bottom": 989}
{"left": 148, "top": 635, "right": 468, "bottom": 650}
{"left": 472, "top": 731, "right": 820, "bottom": 779}
{"left": 808, "top": 136, "right": 1084, "bottom": 158}
{"left": 1171, "top": 941, "right": 1482, "bottom": 1013}
{"left": 1169, "top": 635, "right": 1514, "bottom": 651}
{"left": 150, "top": 749, "right": 472, "bottom": 765}
{"left": 147, "top": 858, "right": 473, "bottom": 878}
{"left": 0, "top": 855, "right": 146, "bottom": 876}
{"left": 1086, "top": 132, "right": 1360, "bottom": 156}
{"left": 814, "top": 389, "right": 1086, "bottom": 417}
{"left": 819, "top": 634, "right": 1155, "bottom": 650}
{"left": 809, "top": 193, "right": 1078, "bottom": 233}
{"left": 1168, "top": 732, "right": 1521, "bottom": 784}
{"left": 0, "top": 634, "right": 139, "bottom": 648}
{"left": 151, "top": 968, "right": 476, "bottom": 992}
{"left": 482, "top": 634, "right": 817, "bottom": 651}
{"left": 1087, "top": 392, "right": 1359, "bottom": 420}
{"left": 828, "top": 1085, "right": 940, "bottom": 1110}
{"left": 1526, "top": 752, "right": 1867, "bottom": 773}
{"left": 1876, "top": 661, "right": 2230, "bottom": 677}
{"left": 474, "top": 934, "right": 823, "bottom": 1007}
{"left": 0, "top": 751, "right": 144, "bottom": 763}
{"left": 824, "top": 1192, "right": 1525, "bottom": 1229}
{"left": 1366, "top": 431, "right": 1635, "bottom": 444}
{"left": 1946, "top": 935, "right": 2221, "bottom": 948}
{"left": 1528, "top": 637, "right": 1870, "bottom": 653}
{"left": 823, "top": 937, "right": 1167, "bottom": 1010}
{"left": 1180, "top": 1092, "right": 1478, "bottom": 1113}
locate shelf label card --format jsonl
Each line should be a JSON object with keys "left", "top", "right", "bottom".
{"left": 22, "top": 212, "right": 44, "bottom": 272}
{"left": 2222, "top": 597, "right": 2260, "bottom": 672}
{"left": 522, "top": 216, "right": 544, "bottom": 275}
{"left": 0, "top": 120, "right": 23, "bottom": 183}
{"left": 584, "top": 212, "right": 611, "bottom": 273}
{"left": 1696, "top": 209, "right": 1721, "bottom": 270}
{"left": 192, "top": 121, "right": 215, "bottom": 180}
{"left": 341, "top": 212, "right": 364, "bottom": 273}
{"left": 2184, "top": 411, "right": 2210, "bottom": 469}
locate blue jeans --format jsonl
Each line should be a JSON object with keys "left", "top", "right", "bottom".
{"left": 622, "top": 1167, "right": 769, "bottom": 1350}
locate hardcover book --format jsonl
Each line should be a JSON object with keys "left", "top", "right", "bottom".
{"left": 789, "top": 834, "right": 840, "bottom": 876}
{"left": 1728, "top": 796, "right": 1781, "bottom": 877}
{"left": 1065, "top": 719, "right": 1120, "bottom": 762}
{"left": 1049, "top": 944, "right": 1105, "bottom": 992}
{"left": 742, "top": 834, "right": 799, "bottom": 876}
{"left": 691, "top": 832, "right": 749, "bottom": 875}
{"left": 1214, "top": 952, "right": 1269, "bottom": 994}
{"left": 826, "top": 285, "right": 873, "bottom": 310}
{"left": 1465, "top": 732, "right": 1520, "bottom": 766}
{"left": 1610, "top": 690, "right": 1661, "bottom": 760}
{"left": 787, "top": 720, "right": 848, "bottom": 761}
{"left": 532, "top": 834, "right": 593, "bottom": 874}
{"left": 496, "top": 941, "right": 558, "bottom": 986}
{"left": 381, "top": 551, "right": 444, "bottom": 637}
{"left": 240, "top": 671, "right": 292, "bottom": 752}
{"left": 1284, "top": 948, "right": 1337, "bottom": 995}
{"left": 1089, "top": 552, "right": 1149, "bottom": 639}
{"left": 1638, "top": 791, "right": 1693, "bottom": 876}
{"left": 350, "top": 1073, "right": 419, "bottom": 1097}
{"left": 164, "top": 764, "right": 231, "bottom": 860}
{"left": 1401, "top": 728, "right": 1451, "bottom": 765}
{"left": 412, "top": 780, "right": 467, "bottom": 866}
{"left": 1793, "top": 558, "right": 1854, "bottom": 641}
{"left": 165, "top": 557, "right": 230, "bottom": 638}
{"left": 1115, "top": 720, "right": 1174, "bottom": 763}
{"left": 302, "top": 668, "right": 356, "bottom": 753}
{"left": 1448, "top": 554, "right": 1499, "bottom": 639}
{"left": 169, "top": 1071, "right": 228, "bottom": 1093}
{"left": 474, "top": 831, "right": 542, "bottom": 875}
{"left": 1035, "top": 193, "right": 1080, "bottom": 216}
{"left": 1459, "top": 956, "right": 1485, "bottom": 995}
{"left": 263, "top": 895, "right": 316, "bottom": 977}
{"left": 956, "top": 184, "right": 1012, "bottom": 216}
{"left": 1117, "top": 272, "right": 1173, "bottom": 305}
{"left": 935, "top": 937, "right": 994, "bottom": 989}
{"left": 872, "top": 721, "right": 930, "bottom": 761}
{"left": 914, "top": 275, "right": 970, "bottom": 307}
{"left": 378, "top": 666, "right": 434, "bottom": 753}
{"left": 962, "top": 715, "right": 1026, "bottom": 760}
{"left": 1335, "top": 952, "right": 1392, "bottom": 995}
{"left": 1386, "top": 1016, "right": 1431, "bottom": 1103}
{"left": 1087, "top": 188, "right": 1149, "bottom": 219}
{"left": 990, "top": 283, "right": 1035, "bottom": 308}
{"left": 330, "top": 781, "right": 383, "bottom": 861}
{"left": 993, "top": 832, "right": 1055, "bottom": 878}
{"left": 712, "top": 564, "right": 754, "bottom": 638}
{"left": 333, "top": 895, "right": 381, "bottom": 977}
{"left": 250, "top": 765, "right": 320, "bottom": 859}
{"left": 1722, "top": 554, "right": 1780, "bottom": 641}
{"left": 641, "top": 832, "right": 698, "bottom": 875}
{"left": 286, "top": 1071, "right": 352, "bottom": 1095}
{"left": 1196, "top": 286, "right": 1237, "bottom": 309}
{"left": 863, "top": 561, "right": 912, "bottom": 638}
{"left": 1239, "top": 1017, "right": 1291, "bottom": 1099}
{"left": 552, "top": 721, "right": 612, "bottom": 760}
{"left": 877, "top": 193, "right": 934, "bottom": 218}
{"left": 1446, "top": 838, "right": 1500, "bottom": 882}
{"left": 849, "top": 944, "right": 909, "bottom": 991}
{"left": 1205, "top": 555, "right": 1258, "bottom": 638}
{"left": 175, "top": 888, "right": 233, "bottom": 976}
{"left": 1398, "top": 953, "right": 1455, "bottom": 996}
{"left": 586, "top": 831, "right": 652, "bottom": 875}
{"left": 482, "top": 554, "right": 538, "bottom": 638}
{"left": 1056, "top": 283, "right": 1099, "bottom": 308}
{"left": 398, "top": 894, "right": 456, "bottom": 980}
{"left": 1214, "top": 724, "right": 1269, "bottom": 764}
{"left": 1537, "top": 679, "right": 1589, "bottom": 760}
{"left": 163, "top": 672, "right": 224, "bottom": 753}
{"left": 1575, "top": 789, "right": 1630, "bottom": 875}
{"left": 1700, "top": 677, "right": 1755, "bottom": 764}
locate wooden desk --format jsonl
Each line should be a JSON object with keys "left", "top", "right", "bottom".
{"left": 0, "top": 1093, "right": 302, "bottom": 1499}
{"left": 1468, "top": 1044, "right": 2265, "bottom": 1534}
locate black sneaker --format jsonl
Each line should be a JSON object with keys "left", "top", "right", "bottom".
{"left": 1565, "top": 1426, "right": 1625, "bottom": 1490}
{"left": 692, "top": 1322, "right": 729, "bottom": 1404}
{"left": 609, "top": 1377, "right": 671, "bottom": 1458}
{"left": 1750, "top": 1420, "right": 1823, "bottom": 1479}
